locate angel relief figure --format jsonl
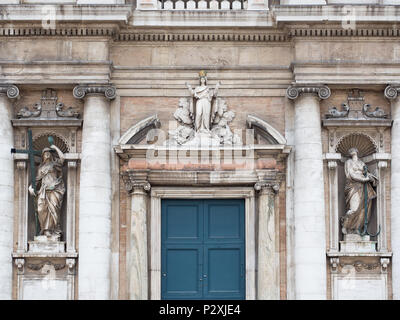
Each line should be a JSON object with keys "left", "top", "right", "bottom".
{"left": 169, "top": 71, "right": 240, "bottom": 146}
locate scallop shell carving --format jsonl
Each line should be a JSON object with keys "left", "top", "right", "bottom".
{"left": 335, "top": 133, "right": 378, "bottom": 158}
{"left": 33, "top": 132, "right": 70, "bottom": 155}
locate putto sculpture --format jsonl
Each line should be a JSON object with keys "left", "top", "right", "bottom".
{"left": 168, "top": 70, "right": 240, "bottom": 146}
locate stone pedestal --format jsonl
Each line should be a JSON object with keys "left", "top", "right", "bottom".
{"left": 28, "top": 237, "right": 66, "bottom": 254}
{"left": 0, "top": 85, "right": 19, "bottom": 299}
{"left": 287, "top": 85, "right": 331, "bottom": 299}
{"left": 74, "top": 85, "right": 116, "bottom": 300}
{"left": 340, "top": 234, "right": 377, "bottom": 253}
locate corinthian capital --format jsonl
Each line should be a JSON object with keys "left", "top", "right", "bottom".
{"left": 0, "top": 84, "right": 19, "bottom": 99}
{"left": 384, "top": 84, "right": 400, "bottom": 100}
{"left": 286, "top": 85, "right": 331, "bottom": 100}
{"left": 73, "top": 85, "right": 116, "bottom": 100}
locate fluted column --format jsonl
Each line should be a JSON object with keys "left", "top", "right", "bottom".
{"left": 73, "top": 85, "right": 116, "bottom": 299}
{"left": 0, "top": 85, "right": 19, "bottom": 300}
{"left": 255, "top": 182, "right": 279, "bottom": 300}
{"left": 286, "top": 85, "right": 331, "bottom": 300}
{"left": 123, "top": 170, "right": 150, "bottom": 300}
{"left": 384, "top": 85, "right": 400, "bottom": 300}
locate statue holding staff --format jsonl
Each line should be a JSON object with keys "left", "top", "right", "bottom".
{"left": 28, "top": 144, "right": 65, "bottom": 239}
{"left": 341, "top": 147, "right": 378, "bottom": 235}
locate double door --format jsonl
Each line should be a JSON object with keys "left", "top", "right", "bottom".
{"left": 161, "top": 199, "right": 245, "bottom": 300}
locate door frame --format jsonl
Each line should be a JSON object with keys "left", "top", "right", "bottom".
{"left": 150, "top": 187, "right": 256, "bottom": 300}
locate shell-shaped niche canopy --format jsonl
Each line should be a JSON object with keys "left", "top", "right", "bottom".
{"left": 33, "top": 132, "right": 70, "bottom": 161}
{"left": 335, "top": 133, "right": 378, "bottom": 158}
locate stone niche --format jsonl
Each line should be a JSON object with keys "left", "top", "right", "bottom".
{"left": 323, "top": 89, "right": 392, "bottom": 300}
{"left": 11, "top": 89, "right": 81, "bottom": 300}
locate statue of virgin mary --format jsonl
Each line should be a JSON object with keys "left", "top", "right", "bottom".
{"left": 185, "top": 70, "right": 220, "bottom": 133}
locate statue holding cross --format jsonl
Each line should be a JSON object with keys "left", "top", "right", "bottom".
{"left": 12, "top": 130, "right": 65, "bottom": 240}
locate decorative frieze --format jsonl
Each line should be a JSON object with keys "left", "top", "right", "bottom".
{"left": 116, "top": 32, "right": 288, "bottom": 42}
{"left": 286, "top": 85, "right": 331, "bottom": 100}
{"left": 73, "top": 85, "right": 117, "bottom": 100}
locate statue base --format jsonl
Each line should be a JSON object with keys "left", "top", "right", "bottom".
{"left": 28, "top": 235, "right": 65, "bottom": 253}
{"left": 340, "top": 234, "right": 377, "bottom": 253}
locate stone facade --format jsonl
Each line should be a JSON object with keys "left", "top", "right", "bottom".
{"left": 0, "top": 1, "right": 399, "bottom": 300}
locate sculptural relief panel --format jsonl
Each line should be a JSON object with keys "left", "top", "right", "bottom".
{"left": 120, "top": 96, "right": 286, "bottom": 145}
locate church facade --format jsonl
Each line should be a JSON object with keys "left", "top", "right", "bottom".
{"left": 0, "top": 0, "right": 399, "bottom": 300}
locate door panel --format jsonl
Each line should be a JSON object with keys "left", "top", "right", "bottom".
{"left": 162, "top": 245, "right": 203, "bottom": 299}
{"left": 161, "top": 199, "right": 245, "bottom": 300}
{"left": 163, "top": 200, "right": 203, "bottom": 243}
{"left": 205, "top": 200, "right": 244, "bottom": 243}
{"left": 204, "top": 246, "right": 245, "bottom": 300}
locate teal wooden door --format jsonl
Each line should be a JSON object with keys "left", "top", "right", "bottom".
{"left": 161, "top": 199, "right": 245, "bottom": 300}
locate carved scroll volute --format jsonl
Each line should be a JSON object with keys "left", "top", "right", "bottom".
{"left": 0, "top": 85, "right": 19, "bottom": 99}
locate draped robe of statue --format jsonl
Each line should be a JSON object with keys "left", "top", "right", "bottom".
{"left": 189, "top": 85, "right": 218, "bottom": 133}
{"left": 35, "top": 150, "right": 65, "bottom": 237}
{"left": 342, "top": 157, "right": 377, "bottom": 234}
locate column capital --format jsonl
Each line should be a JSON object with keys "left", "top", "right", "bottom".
{"left": 122, "top": 170, "right": 151, "bottom": 194}
{"left": 73, "top": 84, "right": 116, "bottom": 100}
{"left": 254, "top": 181, "right": 279, "bottom": 195}
{"left": 286, "top": 85, "right": 331, "bottom": 100}
{"left": 384, "top": 84, "right": 400, "bottom": 100}
{"left": 0, "top": 84, "right": 19, "bottom": 99}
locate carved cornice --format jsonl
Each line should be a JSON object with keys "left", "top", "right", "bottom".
{"left": 0, "top": 85, "right": 19, "bottom": 99}
{"left": 73, "top": 85, "right": 116, "bottom": 100}
{"left": 286, "top": 85, "right": 331, "bottom": 100}
{"left": 1, "top": 26, "right": 400, "bottom": 41}
{"left": 116, "top": 32, "right": 288, "bottom": 42}
{"left": 384, "top": 85, "right": 400, "bottom": 100}
{"left": 122, "top": 170, "right": 151, "bottom": 194}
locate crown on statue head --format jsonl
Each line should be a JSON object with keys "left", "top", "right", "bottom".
{"left": 199, "top": 70, "right": 207, "bottom": 78}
